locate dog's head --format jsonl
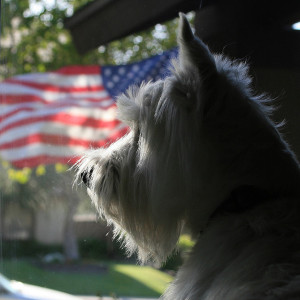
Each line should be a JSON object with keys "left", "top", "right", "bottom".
{"left": 75, "top": 14, "right": 300, "bottom": 264}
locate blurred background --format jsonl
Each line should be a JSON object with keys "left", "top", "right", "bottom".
{"left": 1, "top": 0, "right": 300, "bottom": 299}
{"left": 0, "top": 0, "right": 195, "bottom": 298}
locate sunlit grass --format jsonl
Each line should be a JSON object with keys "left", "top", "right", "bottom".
{"left": 0, "top": 259, "right": 173, "bottom": 297}
{"left": 114, "top": 264, "right": 172, "bottom": 294}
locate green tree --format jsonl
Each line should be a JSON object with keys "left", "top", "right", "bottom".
{"left": 0, "top": 161, "right": 86, "bottom": 261}
{"left": 0, "top": 0, "right": 182, "bottom": 80}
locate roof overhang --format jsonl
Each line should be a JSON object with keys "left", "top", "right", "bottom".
{"left": 64, "top": 0, "right": 200, "bottom": 54}
{"left": 64, "top": 0, "right": 300, "bottom": 68}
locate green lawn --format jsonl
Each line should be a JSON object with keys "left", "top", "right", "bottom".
{"left": 0, "top": 259, "right": 173, "bottom": 298}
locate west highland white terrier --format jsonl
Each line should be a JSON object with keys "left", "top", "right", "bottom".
{"left": 75, "top": 13, "right": 300, "bottom": 299}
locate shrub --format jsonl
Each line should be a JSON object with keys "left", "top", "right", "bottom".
{"left": 162, "top": 234, "right": 195, "bottom": 271}
{"left": 1, "top": 240, "right": 62, "bottom": 259}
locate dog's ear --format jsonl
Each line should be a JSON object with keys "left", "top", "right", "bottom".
{"left": 177, "top": 13, "right": 216, "bottom": 77}
{"left": 169, "top": 13, "right": 218, "bottom": 115}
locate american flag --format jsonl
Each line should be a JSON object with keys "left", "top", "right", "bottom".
{"left": 0, "top": 49, "right": 177, "bottom": 168}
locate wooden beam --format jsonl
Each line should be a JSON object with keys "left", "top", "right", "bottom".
{"left": 64, "top": 0, "right": 200, "bottom": 54}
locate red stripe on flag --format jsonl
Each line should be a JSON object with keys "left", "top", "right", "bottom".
{"left": 0, "top": 134, "right": 90, "bottom": 149}
{"left": 0, "top": 94, "right": 113, "bottom": 105}
{"left": 0, "top": 94, "right": 47, "bottom": 104}
{"left": 53, "top": 65, "right": 100, "bottom": 75}
{"left": 0, "top": 113, "right": 121, "bottom": 133}
{"left": 1, "top": 107, "right": 35, "bottom": 121}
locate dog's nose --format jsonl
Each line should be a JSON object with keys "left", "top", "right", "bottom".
{"left": 81, "top": 167, "right": 93, "bottom": 188}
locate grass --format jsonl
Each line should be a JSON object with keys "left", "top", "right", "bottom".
{"left": 0, "top": 259, "right": 173, "bottom": 298}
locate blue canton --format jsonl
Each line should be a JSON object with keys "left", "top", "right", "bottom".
{"left": 102, "top": 48, "right": 178, "bottom": 99}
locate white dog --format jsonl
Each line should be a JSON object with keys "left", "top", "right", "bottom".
{"left": 75, "top": 13, "right": 300, "bottom": 299}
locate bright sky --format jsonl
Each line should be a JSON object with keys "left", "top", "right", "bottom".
{"left": 26, "top": 0, "right": 73, "bottom": 17}
{"left": 292, "top": 22, "right": 300, "bottom": 30}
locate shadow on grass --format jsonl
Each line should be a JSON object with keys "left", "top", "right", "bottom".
{"left": 1, "top": 260, "right": 172, "bottom": 298}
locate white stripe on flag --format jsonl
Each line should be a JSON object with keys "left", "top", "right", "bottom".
{"left": 13, "top": 73, "right": 102, "bottom": 87}
{"left": 0, "top": 82, "right": 108, "bottom": 101}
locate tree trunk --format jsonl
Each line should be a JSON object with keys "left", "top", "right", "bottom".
{"left": 63, "top": 195, "right": 80, "bottom": 262}
{"left": 0, "top": 198, "right": 5, "bottom": 251}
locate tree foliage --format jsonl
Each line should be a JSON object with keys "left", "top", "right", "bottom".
{"left": 0, "top": 0, "right": 182, "bottom": 80}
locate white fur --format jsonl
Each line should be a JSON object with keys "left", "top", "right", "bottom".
{"left": 75, "top": 13, "right": 300, "bottom": 299}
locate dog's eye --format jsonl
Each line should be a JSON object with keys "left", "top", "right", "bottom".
{"left": 171, "top": 84, "right": 194, "bottom": 111}
{"left": 174, "top": 86, "right": 191, "bottom": 99}
{"left": 144, "top": 94, "right": 151, "bottom": 106}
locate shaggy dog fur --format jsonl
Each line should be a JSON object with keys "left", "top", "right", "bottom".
{"left": 75, "top": 13, "right": 300, "bottom": 299}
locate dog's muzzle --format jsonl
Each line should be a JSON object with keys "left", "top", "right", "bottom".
{"left": 81, "top": 167, "right": 94, "bottom": 188}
